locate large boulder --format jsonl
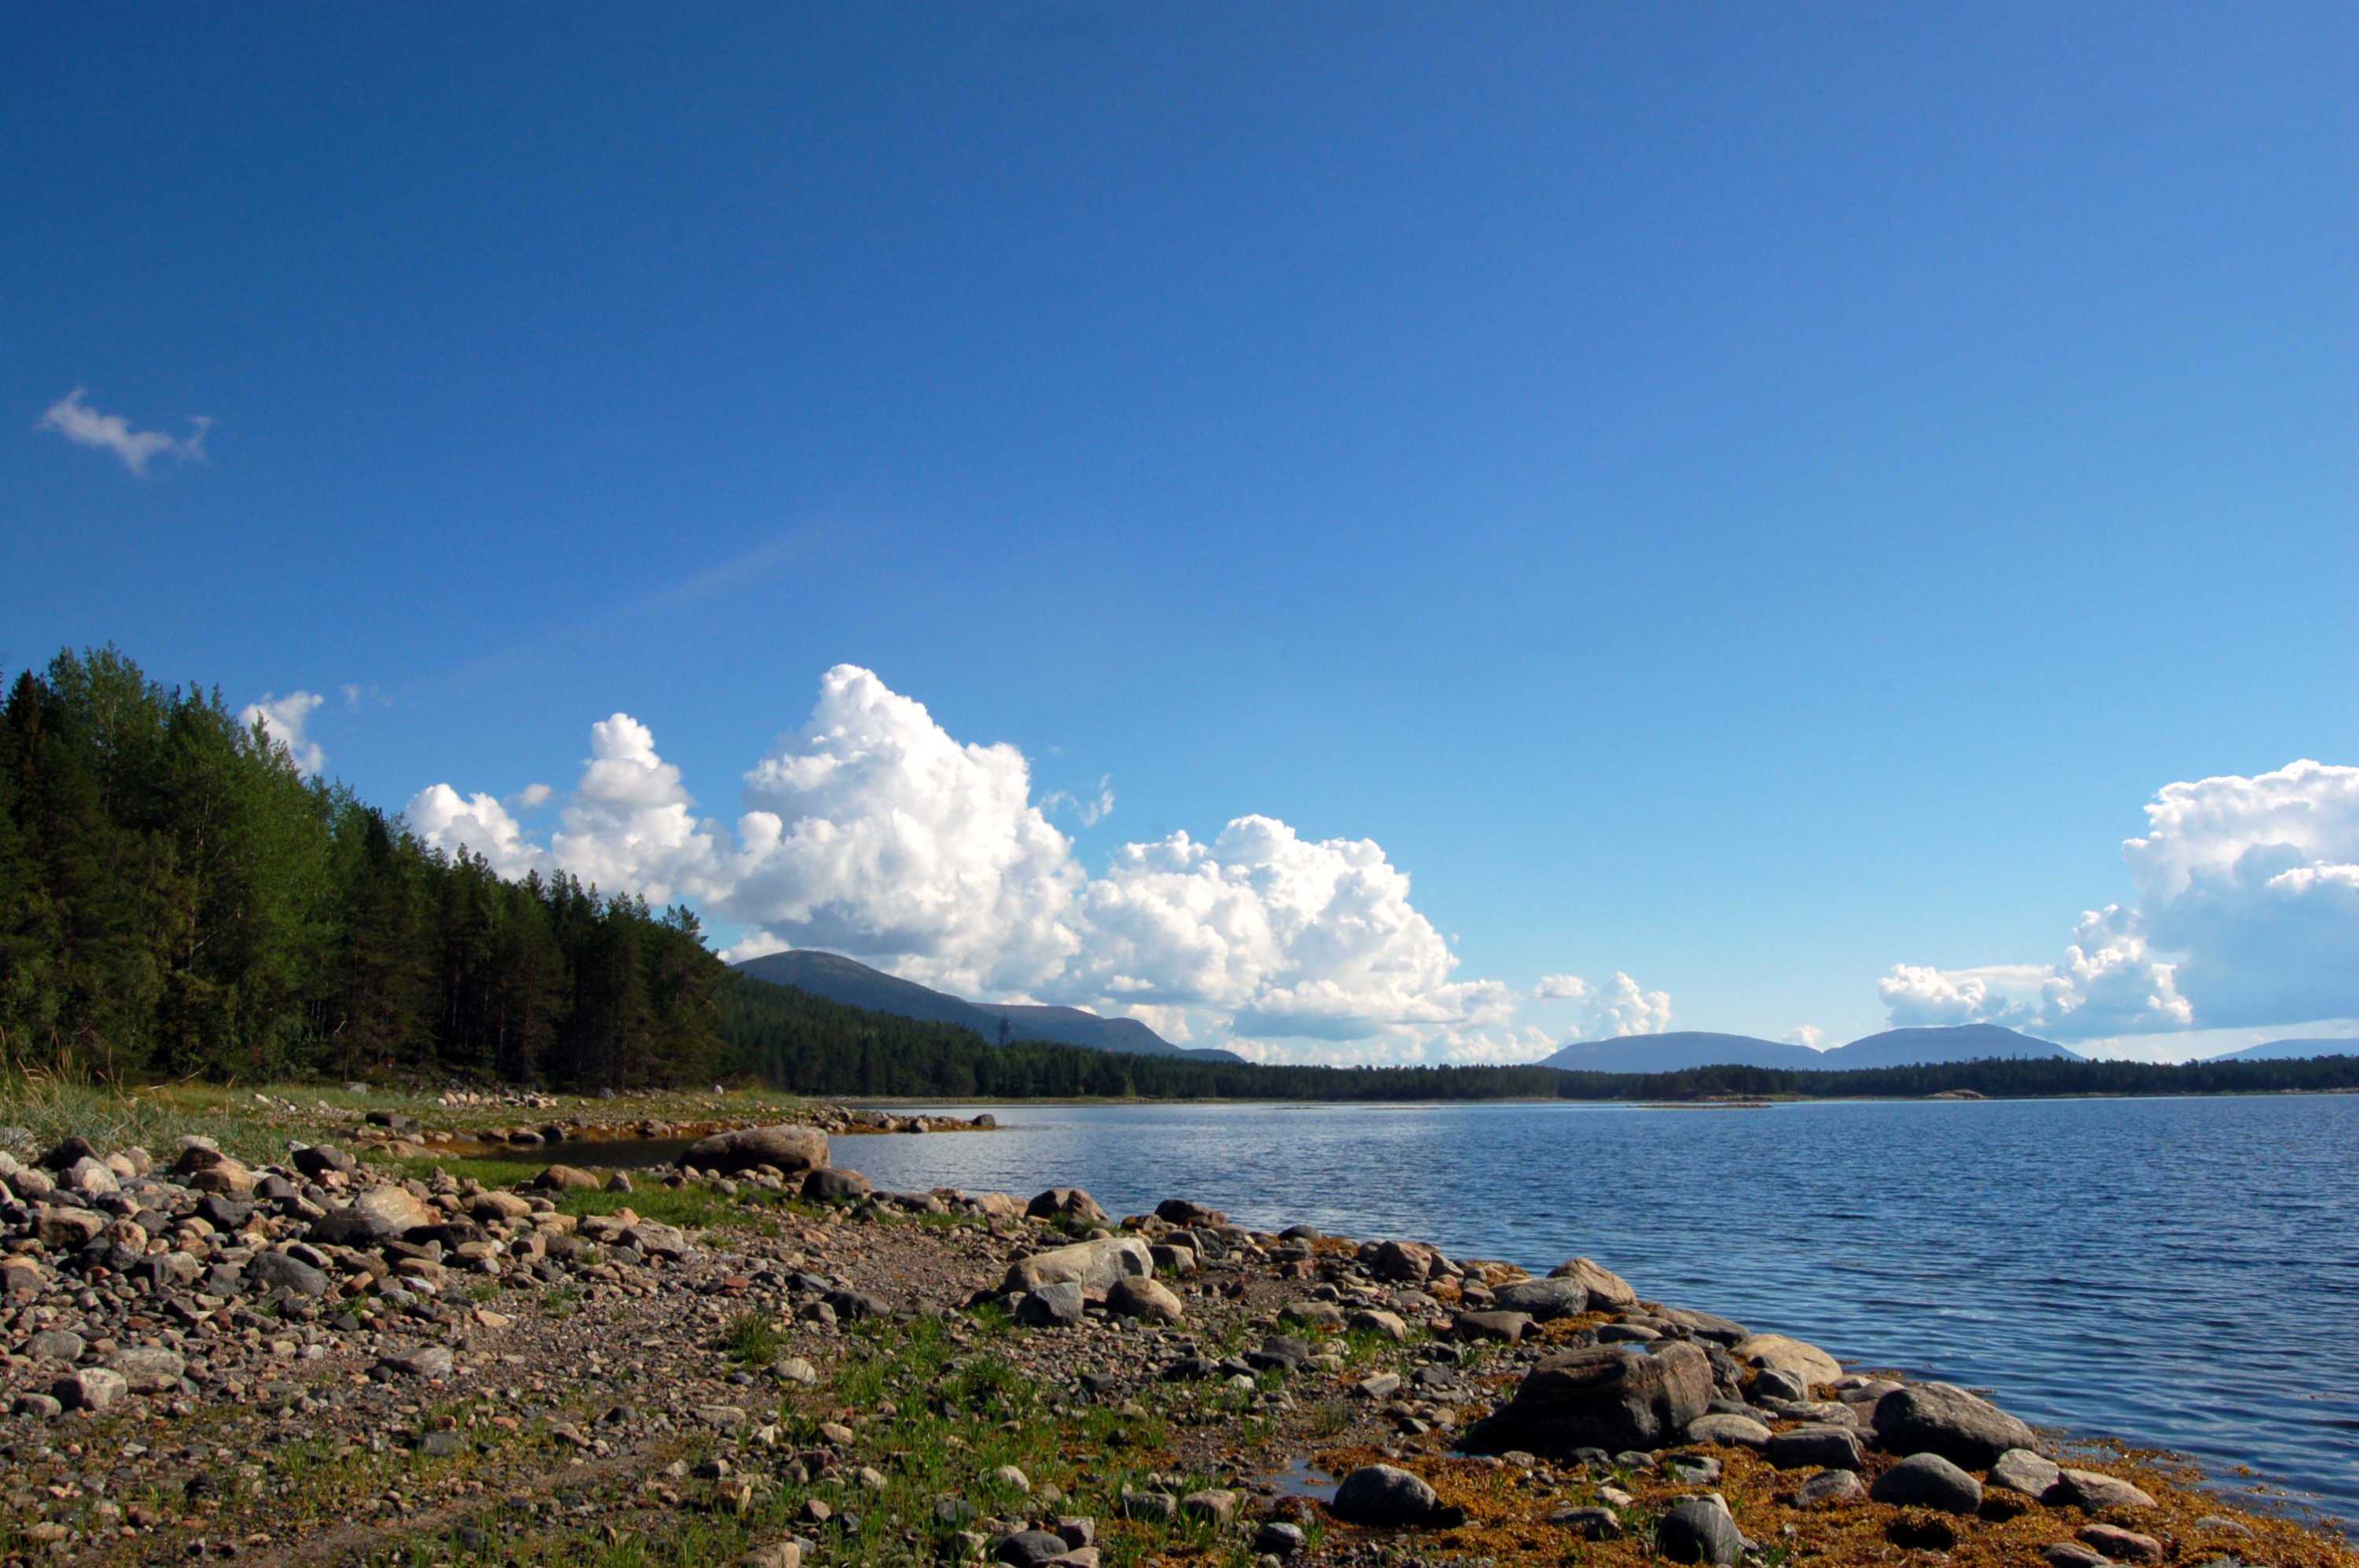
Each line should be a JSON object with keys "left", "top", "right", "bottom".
{"left": 1491, "top": 1277, "right": 1590, "bottom": 1320}
{"left": 1329, "top": 1465, "right": 1441, "bottom": 1526}
{"left": 683, "top": 1124, "right": 828, "bottom": 1175}
{"left": 312, "top": 1183, "right": 436, "bottom": 1243}
{"left": 1872, "top": 1382, "right": 2039, "bottom": 1468}
{"left": 1003, "top": 1236, "right": 1152, "bottom": 1294}
{"left": 1732, "top": 1334, "right": 1842, "bottom": 1389}
{"left": 1478, "top": 1342, "right": 1713, "bottom": 1453}
{"left": 1548, "top": 1256, "right": 1639, "bottom": 1309}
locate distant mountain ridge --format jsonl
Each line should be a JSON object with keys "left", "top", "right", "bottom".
{"left": 1822, "top": 1024, "right": 2079, "bottom": 1069}
{"left": 1539, "top": 1032, "right": 1823, "bottom": 1073}
{"left": 2203, "top": 1036, "right": 2359, "bottom": 1063}
{"left": 731, "top": 949, "right": 1246, "bottom": 1062}
{"left": 1540, "top": 1021, "right": 2080, "bottom": 1073}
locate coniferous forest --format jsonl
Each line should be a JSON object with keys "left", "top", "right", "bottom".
{"left": 8, "top": 646, "right": 2358, "bottom": 1102}
{"left": 0, "top": 647, "right": 727, "bottom": 1088}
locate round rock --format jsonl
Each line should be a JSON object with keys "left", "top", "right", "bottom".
{"left": 1870, "top": 1452, "right": 1983, "bottom": 1514}
{"left": 1330, "top": 1464, "right": 1441, "bottom": 1527}
{"left": 1657, "top": 1497, "right": 1746, "bottom": 1566}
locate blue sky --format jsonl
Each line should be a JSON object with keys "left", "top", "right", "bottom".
{"left": 7, "top": 5, "right": 2354, "bottom": 1062}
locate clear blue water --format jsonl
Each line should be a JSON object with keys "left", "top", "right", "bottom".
{"left": 823, "top": 1095, "right": 2359, "bottom": 1529}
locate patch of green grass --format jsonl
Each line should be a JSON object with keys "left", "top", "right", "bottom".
{"left": 0, "top": 1067, "right": 297, "bottom": 1164}
{"left": 722, "top": 1312, "right": 782, "bottom": 1366}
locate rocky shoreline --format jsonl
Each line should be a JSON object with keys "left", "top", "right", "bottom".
{"left": 1, "top": 1111, "right": 2350, "bottom": 1568}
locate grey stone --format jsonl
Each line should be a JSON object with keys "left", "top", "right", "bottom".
{"left": 993, "top": 1530, "right": 1071, "bottom": 1566}
{"left": 1252, "top": 1520, "right": 1306, "bottom": 1555}
{"left": 1870, "top": 1452, "right": 1982, "bottom": 1513}
{"left": 1767, "top": 1425, "right": 1864, "bottom": 1470}
{"left": 313, "top": 1184, "right": 435, "bottom": 1244}
{"left": 1004, "top": 1236, "right": 1152, "bottom": 1294}
{"left": 105, "top": 1345, "right": 186, "bottom": 1392}
{"left": 1656, "top": 1308, "right": 1750, "bottom": 1345}
{"left": 25, "top": 1329, "right": 86, "bottom": 1364}
{"left": 1872, "top": 1381, "right": 2038, "bottom": 1468}
{"left": 1454, "top": 1310, "right": 1534, "bottom": 1343}
{"left": 1794, "top": 1469, "right": 1864, "bottom": 1507}
{"left": 1664, "top": 1454, "right": 1722, "bottom": 1485}
{"left": 1180, "top": 1489, "right": 1238, "bottom": 1525}
{"left": 2059, "top": 1468, "right": 2157, "bottom": 1511}
{"left": 12, "top": 1393, "right": 63, "bottom": 1419}
{"left": 1990, "top": 1448, "right": 2064, "bottom": 1500}
{"left": 1685, "top": 1412, "right": 1772, "bottom": 1449}
{"left": 1547, "top": 1505, "right": 1622, "bottom": 1539}
{"left": 53, "top": 1366, "right": 128, "bottom": 1412}
{"left": 246, "top": 1250, "right": 330, "bottom": 1297}
{"left": 2042, "top": 1546, "right": 2111, "bottom": 1568}
{"left": 1106, "top": 1275, "right": 1183, "bottom": 1323}
{"left": 2078, "top": 1523, "right": 2166, "bottom": 1565}
{"left": 293, "top": 1144, "right": 355, "bottom": 1178}
{"left": 1491, "top": 1277, "right": 1590, "bottom": 1320}
{"left": 1014, "top": 1282, "right": 1086, "bottom": 1327}
{"left": 1548, "top": 1256, "right": 1638, "bottom": 1309}
{"left": 800, "top": 1168, "right": 871, "bottom": 1202}
{"left": 1117, "top": 1488, "right": 1177, "bottom": 1522}
{"left": 1485, "top": 1342, "right": 1713, "bottom": 1453}
{"left": 376, "top": 1345, "right": 457, "bottom": 1380}
{"left": 683, "top": 1124, "right": 829, "bottom": 1174}
{"left": 617, "top": 1220, "right": 690, "bottom": 1261}
{"left": 1025, "top": 1187, "right": 1109, "bottom": 1224}
{"left": 1330, "top": 1463, "right": 1441, "bottom": 1526}
{"left": 1731, "top": 1333, "right": 1841, "bottom": 1389}
{"left": 1657, "top": 1497, "right": 1745, "bottom": 1566}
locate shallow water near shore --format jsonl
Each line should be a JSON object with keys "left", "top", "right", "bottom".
{"left": 803, "top": 1094, "right": 2357, "bottom": 1529}
{"left": 464, "top": 1093, "right": 2359, "bottom": 1527}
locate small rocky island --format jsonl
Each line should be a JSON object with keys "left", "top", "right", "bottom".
{"left": 1, "top": 1102, "right": 2350, "bottom": 1568}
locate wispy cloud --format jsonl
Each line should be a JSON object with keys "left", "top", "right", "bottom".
{"left": 36, "top": 388, "right": 209, "bottom": 475}
{"left": 1044, "top": 775, "right": 1116, "bottom": 826}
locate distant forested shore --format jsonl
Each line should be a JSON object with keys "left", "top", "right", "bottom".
{"left": 722, "top": 976, "right": 2359, "bottom": 1102}
{"left": 6, "top": 646, "right": 2356, "bottom": 1104}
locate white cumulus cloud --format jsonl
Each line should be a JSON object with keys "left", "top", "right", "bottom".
{"left": 37, "top": 388, "right": 209, "bottom": 475}
{"left": 550, "top": 714, "right": 727, "bottom": 906}
{"left": 405, "top": 664, "right": 1586, "bottom": 1062}
{"left": 724, "top": 666, "right": 1086, "bottom": 996}
{"left": 1529, "top": 968, "right": 1674, "bottom": 1040}
{"left": 406, "top": 786, "right": 549, "bottom": 879}
{"left": 1881, "top": 760, "right": 2359, "bottom": 1036}
{"left": 237, "top": 690, "right": 327, "bottom": 776}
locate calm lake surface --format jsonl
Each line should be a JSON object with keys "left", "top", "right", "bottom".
{"left": 534, "top": 1095, "right": 2359, "bottom": 1527}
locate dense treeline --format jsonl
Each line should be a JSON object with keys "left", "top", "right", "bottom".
{"left": 1626, "top": 1054, "right": 2359, "bottom": 1100}
{"left": 719, "top": 974, "right": 2359, "bottom": 1101}
{"left": 0, "top": 647, "right": 728, "bottom": 1088}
